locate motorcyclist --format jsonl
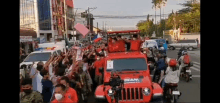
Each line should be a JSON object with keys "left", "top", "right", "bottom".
{"left": 178, "top": 51, "right": 192, "bottom": 80}
{"left": 178, "top": 46, "right": 187, "bottom": 59}
{"left": 152, "top": 53, "right": 166, "bottom": 82}
{"left": 161, "top": 59, "right": 182, "bottom": 98}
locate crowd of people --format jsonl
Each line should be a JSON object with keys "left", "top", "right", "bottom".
{"left": 20, "top": 33, "right": 190, "bottom": 103}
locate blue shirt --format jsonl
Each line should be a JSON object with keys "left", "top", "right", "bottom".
{"left": 163, "top": 43, "right": 168, "bottom": 51}
{"left": 156, "top": 58, "right": 166, "bottom": 71}
{"left": 41, "top": 79, "right": 53, "bottom": 102}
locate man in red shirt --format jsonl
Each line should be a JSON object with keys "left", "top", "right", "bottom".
{"left": 108, "top": 37, "right": 119, "bottom": 53}
{"left": 51, "top": 84, "right": 74, "bottom": 103}
{"left": 60, "top": 76, "right": 78, "bottom": 103}
{"left": 116, "top": 35, "right": 126, "bottom": 52}
{"left": 93, "top": 54, "right": 103, "bottom": 86}
{"left": 124, "top": 34, "right": 144, "bottom": 51}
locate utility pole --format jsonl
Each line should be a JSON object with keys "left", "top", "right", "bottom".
{"left": 155, "top": 3, "right": 157, "bottom": 36}
{"left": 163, "top": 7, "right": 165, "bottom": 39}
{"left": 97, "top": 22, "right": 98, "bottom": 34}
{"left": 64, "top": 0, "right": 68, "bottom": 53}
{"left": 87, "top": 7, "right": 97, "bottom": 42}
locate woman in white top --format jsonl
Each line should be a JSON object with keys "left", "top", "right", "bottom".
{"left": 161, "top": 59, "right": 182, "bottom": 98}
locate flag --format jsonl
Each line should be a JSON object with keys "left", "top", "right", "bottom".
{"left": 74, "top": 23, "right": 90, "bottom": 37}
{"left": 93, "top": 33, "right": 102, "bottom": 43}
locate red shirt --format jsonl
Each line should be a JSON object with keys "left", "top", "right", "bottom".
{"left": 130, "top": 40, "right": 143, "bottom": 51}
{"left": 65, "top": 87, "right": 78, "bottom": 103}
{"left": 51, "top": 96, "right": 74, "bottom": 103}
{"left": 108, "top": 42, "right": 119, "bottom": 53}
{"left": 96, "top": 48, "right": 102, "bottom": 53}
{"left": 94, "top": 60, "right": 103, "bottom": 76}
{"left": 116, "top": 40, "right": 125, "bottom": 52}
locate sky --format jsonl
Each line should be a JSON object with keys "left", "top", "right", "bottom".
{"left": 74, "top": 0, "right": 190, "bottom": 31}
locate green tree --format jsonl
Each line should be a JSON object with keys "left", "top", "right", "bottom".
{"left": 136, "top": 17, "right": 154, "bottom": 37}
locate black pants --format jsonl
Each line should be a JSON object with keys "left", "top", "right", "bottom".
{"left": 153, "top": 69, "right": 161, "bottom": 82}
{"left": 147, "top": 57, "right": 155, "bottom": 63}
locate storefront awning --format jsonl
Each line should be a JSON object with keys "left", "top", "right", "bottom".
{"left": 20, "top": 29, "right": 37, "bottom": 38}
{"left": 20, "top": 29, "right": 37, "bottom": 42}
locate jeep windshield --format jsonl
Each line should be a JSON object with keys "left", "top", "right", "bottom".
{"left": 106, "top": 58, "right": 147, "bottom": 72}
{"left": 23, "top": 52, "right": 51, "bottom": 62}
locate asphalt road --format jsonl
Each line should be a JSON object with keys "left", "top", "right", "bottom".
{"left": 80, "top": 49, "right": 201, "bottom": 103}
{"left": 166, "top": 49, "right": 200, "bottom": 103}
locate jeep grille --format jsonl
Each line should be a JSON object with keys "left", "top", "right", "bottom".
{"left": 119, "top": 87, "right": 144, "bottom": 101}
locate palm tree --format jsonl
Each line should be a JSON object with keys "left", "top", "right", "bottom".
{"left": 152, "top": 0, "right": 167, "bottom": 36}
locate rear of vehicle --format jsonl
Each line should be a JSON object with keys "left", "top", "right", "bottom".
{"left": 95, "top": 52, "right": 163, "bottom": 103}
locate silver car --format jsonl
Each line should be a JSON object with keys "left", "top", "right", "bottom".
{"left": 168, "top": 39, "right": 198, "bottom": 51}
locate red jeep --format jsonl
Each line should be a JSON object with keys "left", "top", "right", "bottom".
{"left": 94, "top": 51, "right": 163, "bottom": 103}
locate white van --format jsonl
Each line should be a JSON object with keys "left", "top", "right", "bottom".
{"left": 19, "top": 50, "right": 60, "bottom": 78}
{"left": 142, "top": 40, "right": 158, "bottom": 49}
{"left": 38, "top": 40, "right": 66, "bottom": 53}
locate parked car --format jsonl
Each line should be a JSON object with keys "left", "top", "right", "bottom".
{"left": 168, "top": 39, "right": 198, "bottom": 51}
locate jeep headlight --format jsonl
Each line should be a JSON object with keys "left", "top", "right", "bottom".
{"left": 143, "top": 88, "right": 151, "bottom": 96}
{"left": 108, "top": 89, "right": 114, "bottom": 96}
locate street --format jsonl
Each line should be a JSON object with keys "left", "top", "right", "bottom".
{"left": 84, "top": 49, "right": 201, "bottom": 103}
{"left": 166, "top": 49, "right": 200, "bottom": 103}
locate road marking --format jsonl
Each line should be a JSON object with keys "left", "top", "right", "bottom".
{"left": 150, "top": 75, "right": 200, "bottom": 77}
{"left": 193, "top": 62, "right": 200, "bottom": 65}
{"left": 193, "top": 64, "right": 200, "bottom": 68}
{"left": 189, "top": 67, "right": 200, "bottom": 71}
{"left": 192, "top": 75, "right": 200, "bottom": 77}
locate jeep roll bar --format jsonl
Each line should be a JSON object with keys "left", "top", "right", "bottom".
{"left": 106, "top": 30, "right": 142, "bottom": 45}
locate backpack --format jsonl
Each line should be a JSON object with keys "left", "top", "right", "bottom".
{"left": 183, "top": 55, "right": 190, "bottom": 64}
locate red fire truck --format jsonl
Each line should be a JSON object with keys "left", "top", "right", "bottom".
{"left": 94, "top": 30, "right": 163, "bottom": 103}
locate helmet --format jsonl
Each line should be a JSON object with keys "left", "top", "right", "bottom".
{"left": 183, "top": 51, "right": 188, "bottom": 55}
{"left": 169, "top": 59, "right": 177, "bottom": 67}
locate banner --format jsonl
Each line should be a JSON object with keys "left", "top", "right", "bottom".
{"left": 20, "top": 36, "right": 32, "bottom": 42}
{"left": 76, "top": 49, "right": 82, "bottom": 61}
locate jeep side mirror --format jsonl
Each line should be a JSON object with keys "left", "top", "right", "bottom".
{"left": 99, "top": 67, "right": 104, "bottom": 72}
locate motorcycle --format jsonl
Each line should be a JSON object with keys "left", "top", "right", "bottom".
{"left": 164, "top": 83, "right": 181, "bottom": 103}
{"left": 180, "top": 62, "right": 193, "bottom": 82}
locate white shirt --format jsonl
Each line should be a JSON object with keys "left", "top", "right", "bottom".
{"left": 48, "top": 63, "right": 54, "bottom": 80}
{"left": 164, "top": 66, "right": 180, "bottom": 83}
{"left": 29, "top": 64, "right": 43, "bottom": 93}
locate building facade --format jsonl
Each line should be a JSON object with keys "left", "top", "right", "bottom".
{"left": 20, "top": 0, "right": 74, "bottom": 43}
